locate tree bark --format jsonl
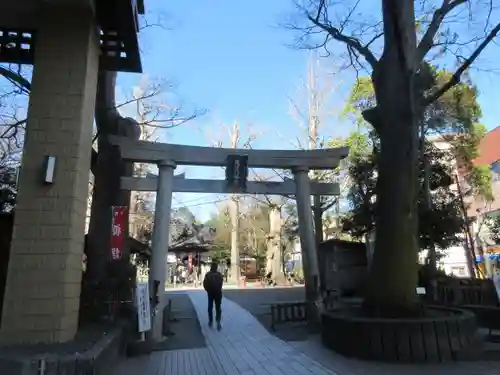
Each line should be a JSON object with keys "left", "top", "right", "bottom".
{"left": 364, "top": 109, "right": 420, "bottom": 316}
{"left": 313, "top": 197, "right": 324, "bottom": 244}
{"left": 363, "top": 0, "right": 420, "bottom": 316}
{"left": 86, "top": 72, "right": 140, "bottom": 285}
{"left": 229, "top": 122, "right": 241, "bottom": 284}
{"left": 267, "top": 207, "right": 285, "bottom": 284}
{"left": 229, "top": 196, "right": 240, "bottom": 284}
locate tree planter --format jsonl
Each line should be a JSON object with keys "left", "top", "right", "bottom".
{"left": 321, "top": 306, "right": 476, "bottom": 363}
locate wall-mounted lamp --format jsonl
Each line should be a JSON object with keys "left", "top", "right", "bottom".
{"left": 43, "top": 156, "right": 56, "bottom": 184}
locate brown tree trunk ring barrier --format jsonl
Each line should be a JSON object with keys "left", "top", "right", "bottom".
{"left": 321, "top": 306, "right": 476, "bottom": 363}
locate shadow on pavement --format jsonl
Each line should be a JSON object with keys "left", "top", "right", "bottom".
{"left": 223, "top": 287, "right": 312, "bottom": 342}
{"left": 160, "top": 292, "right": 206, "bottom": 350}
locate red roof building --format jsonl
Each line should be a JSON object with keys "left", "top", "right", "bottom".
{"left": 469, "top": 126, "right": 500, "bottom": 217}
{"left": 474, "top": 126, "right": 500, "bottom": 166}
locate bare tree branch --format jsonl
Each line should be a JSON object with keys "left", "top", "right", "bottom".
{"left": 416, "top": 0, "right": 468, "bottom": 64}
{"left": 305, "top": 0, "right": 379, "bottom": 69}
{"left": 425, "top": 22, "right": 500, "bottom": 104}
{"left": 0, "top": 66, "right": 30, "bottom": 93}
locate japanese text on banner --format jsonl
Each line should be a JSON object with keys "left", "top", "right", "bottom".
{"left": 111, "top": 206, "right": 127, "bottom": 260}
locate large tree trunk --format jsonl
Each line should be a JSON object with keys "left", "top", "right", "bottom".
{"left": 229, "top": 196, "right": 240, "bottom": 284}
{"left": 266, "top": 207, "right": 285, "bottom": 284}
{"left": 364, "top": 109, "right": 420, "bottom": 316}
{"left": 313, "top": 197, "right": 323, "bottom": 244}
{"left": 86, "top": 72, "right": 140, "bottom": 285}
{"left": 363, "top": 0, "right": 420, "bottom": 317}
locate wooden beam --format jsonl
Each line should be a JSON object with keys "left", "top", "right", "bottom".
{"left": 121, "top": 176, "right": 340, "bottom": 195}
{"left": 109, "top": 135, "right": 349, "bottom": 169}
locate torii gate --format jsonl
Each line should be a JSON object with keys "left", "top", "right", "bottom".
{"left": 110, "top": 135, "right": 349, "bottom": 341}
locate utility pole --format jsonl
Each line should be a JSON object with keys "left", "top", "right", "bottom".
{"left": 229, "top": 121, "right": 241, "bottom": 284}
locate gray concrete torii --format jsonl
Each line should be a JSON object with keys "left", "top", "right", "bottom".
{"left": 110, "top": 135, "right": 349, "bottom": 341}
{"left": 121, "top": 173, "right": 340, "bottom": 195}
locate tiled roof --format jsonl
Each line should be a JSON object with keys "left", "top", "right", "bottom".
{"left": 474, "top": 126, "right": 500, "bottom": 166}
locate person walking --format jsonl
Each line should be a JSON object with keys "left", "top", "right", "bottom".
{"left": 203, "top": 262, "right": 224, "bottom": 330}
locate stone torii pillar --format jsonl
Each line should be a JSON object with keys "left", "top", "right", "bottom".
{"left": 149, "top": 160, "right": 176, "bottom": 341}
{"left": 293, "top": 167, "right": 321, "bottom": 316}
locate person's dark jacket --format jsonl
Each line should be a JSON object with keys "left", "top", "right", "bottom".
{"left": 203, "top": 270, "right": 223, "bottom": 295}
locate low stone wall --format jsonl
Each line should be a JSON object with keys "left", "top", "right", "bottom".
{"left": 0, "top": 325, "right": 124, "bottom": 375}
{"left": 322, "top": 306, "right": 477, "bottom": 363}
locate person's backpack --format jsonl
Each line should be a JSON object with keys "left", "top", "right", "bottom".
{"left": 204, "top": 271, "right": 223, "bottom": 294}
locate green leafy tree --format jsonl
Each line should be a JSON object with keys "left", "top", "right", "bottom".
{"left": 487, "top": 217, "right": 500, "bottom": 245}
{"left": 331, "top": 51, "right": 493, "bottom": 314}
{"left": 344, "top": 69, "right": 491, "bottom": 199}
{"left": 205, "top": 209, "right": 232, "bottom": 261}
{"left": 240, "top": 202, "right": 270, "bottom": 257}
{"left": 205, "top": 200, "right": 271, "bottom": 271}
{"left": 343, "top": 68, "right": 489, "bottom": 252}
{"left": 343, "top": 142, "right": 464, "bottom": 250}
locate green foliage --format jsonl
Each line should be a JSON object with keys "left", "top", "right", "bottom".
{"left": 343, "top": 143, "right": 465, "bottom": 250}
{"left": 487, "top": 216, "right": 500, "bottom": 245}
{"left": 342, "top": 151, "right": 377, "bottom": 235}
{"left": 240, "top": 202, "right": 270, "bottom": 258}
{"left": 470, "top": 164, "right": 494, "bottom": 201}
{"left": 205, "top": 210, "right": 231, "bottom": 253}
{"left": 336, "top": 131, "right": 372, "bottom": 161}
{"left": 204, "top": 200, "right": 271, "bottom": 260}
{"left": 426, "top": 70, "right": 482, "bottom": 134}
{"left": 344, "top": 65, "right": 482, "bottom": 135}
{"left": 342, "top": 76, "right": 374, "bottom": 130}
{"left": 343, "top": 65, "right": 492, "bottom": 201}
{"left": 341, "top": 66, "right": 481, "bottom": 250}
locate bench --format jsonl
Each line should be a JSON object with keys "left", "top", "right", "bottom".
{"left": 270, "top": 301, "right": 307, "bottom": 331}
{"left": 435, "top": 280, "right": 500, "bottom": 340}
{"left": 268, "top": 290, "right": 340, "bottom": 330}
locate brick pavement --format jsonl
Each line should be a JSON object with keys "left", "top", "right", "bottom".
{"left": 112, "top": 290, "right": 500, "bottom": 375}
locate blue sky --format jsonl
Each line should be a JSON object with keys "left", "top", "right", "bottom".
{"left": 116, "top": 0, "right": 500, "bottom": 222}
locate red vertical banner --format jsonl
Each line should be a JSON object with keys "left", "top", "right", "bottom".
{"left": 188, "top": 253, "right": 193, "bottom": 272}
{"left": 111, "top": 206, "right": 127, "bottom": 261}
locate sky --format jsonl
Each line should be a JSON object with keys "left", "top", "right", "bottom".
{"left": 116, "top": 0, "right": 500, "bottom": 223}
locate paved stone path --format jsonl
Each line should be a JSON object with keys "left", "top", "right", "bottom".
{"left": 112, "top": 290, "right": 500, "bottom": 375}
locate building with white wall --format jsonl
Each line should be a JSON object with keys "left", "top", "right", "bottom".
{"left": 424, "top": 134, "right": 471, "bottom": 276}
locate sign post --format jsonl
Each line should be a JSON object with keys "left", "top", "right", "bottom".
{"left": 111, "top": 206, "right": 127, "bottom": 261}
{"left": 136, "top": 282, "right": 152, "bottom": 340}
{"left": 225, "top": 155, "right": 248, "bottom": 192}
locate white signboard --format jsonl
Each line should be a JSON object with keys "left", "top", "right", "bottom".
{"left": 416, "top": 287, "right": 426, "bottom": 295}
{"left": 136, "top": 282, "right": 151, "bottom": 333}
{"left": 167, "top": 253, "right": 177, "bottom": 263}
